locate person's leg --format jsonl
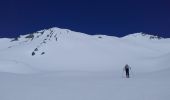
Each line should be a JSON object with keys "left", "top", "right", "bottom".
{"left": 125, "top": 69, "right": 128, "bottom": 78}
{"left": 126, "top": 69, "right": 129, "bottom": 78}
{"left": 127, "top": 70, "right": 129, "bottom": 78}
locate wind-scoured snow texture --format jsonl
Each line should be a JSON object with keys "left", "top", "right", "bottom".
{"left": 0, "top": 27, "right": 170, "bottom": 100}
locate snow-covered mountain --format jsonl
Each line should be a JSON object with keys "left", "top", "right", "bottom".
{"left": 1, "top": 27, "right": 170, "bottom": 100}
{"left": 0, "top": 27, "right": 170, "bottom": 74}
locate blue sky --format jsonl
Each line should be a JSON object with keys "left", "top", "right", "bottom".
{"left": 0, "top": 0, "right": 170, "bottom": 38}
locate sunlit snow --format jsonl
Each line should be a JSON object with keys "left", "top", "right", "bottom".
{"left": 0, "top": 27, "right": 170, "bottom": 100}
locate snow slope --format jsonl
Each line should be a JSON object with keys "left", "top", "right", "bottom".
{"left": 0, "top": 28, "right": 170, "bottom": 73}
{"left": 1, "top": 70, "right": 170, "bottom": 100}
{"left": 0, "top": 27, "right": 170, "bottom": 100}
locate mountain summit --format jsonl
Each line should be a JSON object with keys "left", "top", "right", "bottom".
{"left": 0, "top": 27, "right": 170, "bottom": 73}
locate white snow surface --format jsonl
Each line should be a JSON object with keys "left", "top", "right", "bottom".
{"left": 0, "top": 27, "right": 170, "bottom": 100}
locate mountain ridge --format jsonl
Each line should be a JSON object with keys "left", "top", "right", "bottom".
{"left": 1, "top": 27, "right": 168, "bottom": 41}
{"left": 0, "top": 27, "right": 170, "bottom": 74}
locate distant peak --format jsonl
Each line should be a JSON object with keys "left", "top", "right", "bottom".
{"left": 123, "top": 32, "right": 163, "bottom": 40}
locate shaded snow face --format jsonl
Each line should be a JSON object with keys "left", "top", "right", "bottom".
{"left": 0, "top": 27, "right": 170, "bottom": 74}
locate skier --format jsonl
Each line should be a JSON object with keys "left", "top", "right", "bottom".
{"left": 123, "top": 64, "right": 131, "bottom": 78}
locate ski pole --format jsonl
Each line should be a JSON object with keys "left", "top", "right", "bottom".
{"left": 122, "top": 69, "right": 124, "bottom": 78}
{"left": 130, "top": 68, "right": 133, "bottom": 78}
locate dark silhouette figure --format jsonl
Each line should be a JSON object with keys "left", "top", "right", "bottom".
{"left": 124, "top": 64, "right": 131, "bottom": 78}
